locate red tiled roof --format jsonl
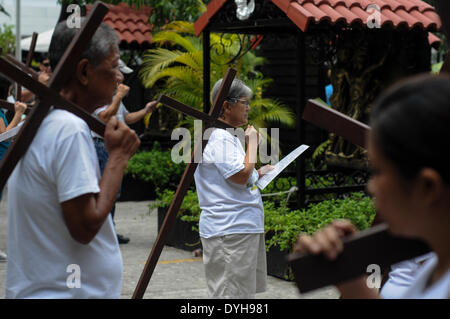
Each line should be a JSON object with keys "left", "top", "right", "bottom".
{"left": 194, "top": 0, "right": 442, "bottom": 36}
{"left": 429, "top": 32, "right": 441, "bottom": 50}
{"left": 86, "top": 3, "right": 152, "bottom": 48}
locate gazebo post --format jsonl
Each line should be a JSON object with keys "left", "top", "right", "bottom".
{"left": 295, "top": 30, "right": 307, "bottom": 208}
{"left": 203, "top": 30, "right": 211, "bottom": 113}
{"left": 435, "top": 0, "right": 450, "bottom": 73}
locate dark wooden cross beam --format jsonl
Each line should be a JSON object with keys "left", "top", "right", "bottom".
{"left": 0, "top": 1, "right": 108, "bottom": 191}
{"left": 5, "top": 54, "right": 39, "bottom": 79}
{"left": 132, "top": 68, "right": 237, "bottom": 299}
{"left": 302, "top": 99, "right": 370, "bottom": 148}
{"left": 288, "top": 99, "right": 431, "bottom": 293}
{"left": 0, "top": 58, "right": 105, "bottom": 134}
{"left": 25, "top": 32, "right": 39, "bottom": 68}
{"left": 157, "top": 95, "right": 232, "bottom": 130}
{"left": 16, "top": 32, "right": 38, "bottom": 101}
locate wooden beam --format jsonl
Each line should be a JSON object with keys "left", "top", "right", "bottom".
{"left": 13, "top": 31, "right": 38, "bottom": 102}
{"left": 157, "top": 95, "right": 232, "bottom": 130}
{"left": 132, "top": 68, "right": 237, "bottom": 299}
{"left": 303, "top": 99, "right": 370, "bottom": 148}
{"left": 5, "top": 54, "right": 39, "bottom": 79}
{"left": 0, "top": 58, "right": 105, "bottom": 136}
{"left": 288, "top": 223, "right": 431, "bottom": 293}
{"left": 25, "top": 32, "right": 38, "bottom": 67}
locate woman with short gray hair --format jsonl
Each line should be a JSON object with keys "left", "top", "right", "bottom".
{"left": 194, "top": 77, "right": 273, "bottom": 298}
{"left": 5, "top": 20, "right": 140, "bottom": 298}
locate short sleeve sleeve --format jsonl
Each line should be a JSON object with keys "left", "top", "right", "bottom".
{"left": 53, "top": 129, "right": 100, "bottom": 203}
{"left": 207, "top": 130, "right": 245, "bottom": 179}
{"left": 119, "top": 102, "right": 130, "bottom": 117}
{"left": 94, "top": 105, "right": 107, "bottom": 117}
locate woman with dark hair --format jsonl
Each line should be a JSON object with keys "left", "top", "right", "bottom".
{"left": 294, "top": 74, "right": 450, "bottom": 298}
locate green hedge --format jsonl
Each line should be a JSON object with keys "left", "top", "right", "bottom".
{"left": 124, "top": 142, "right": 186, "bottom": 192}
{"left": 149, "top": 183, "right": 376, "bottom": 252}
{"left": 264, "top": 192, "right": 375, "bottom": 252}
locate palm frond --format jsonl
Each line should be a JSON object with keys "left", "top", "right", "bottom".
{"left": 196, "top": 0, "right": 207, "bottom": 13}
{"left": 147, "top": 66, "right": 201, "bottom": 90}
{"left": 161, "top": 78, "right": 203, "bottom": 109}
{"left": 152, "top": 31, "right": 198, "bottom": 52}
{"left": 163, "top": 21, "right": 195, "bottom": 34}
{"left": 249, "top": 98, "right": 296, "bottom": 128}
{"left": 140, "top": 48, "right": 185, "bottom": 87}
{"left": 175, "top": 51, "right": 203, "bottom": 72}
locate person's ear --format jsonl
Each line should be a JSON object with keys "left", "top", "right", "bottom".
{"left": 221, "top": 101, "right": 231, "bottom": 115}
{"left": 76, "top": 58, "right": 90, "bottom": 86}
{"left": 414, "top": 168, "right": 445, "bottom": 207}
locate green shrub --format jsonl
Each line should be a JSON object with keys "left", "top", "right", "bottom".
{"left": 150, "top": 180, "right": 375, "bottom": 253}
{"left": 260, "top": 177, "right": 297, "bottom": 204}
{"left": 0, "top": 24, "right": 15, "bottom": 56}
{"left": 125, "top": 142, "right": 186, "bottom": 192}
{"left": 264, "top": 192, "right": 376, "bottom": 252}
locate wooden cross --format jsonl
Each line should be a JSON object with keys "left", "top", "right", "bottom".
{"left": 16, "top": 31, "right": 38, "bottom": 101}
{"left": 5, "top": 54, "right": 39, "bottom": 79}
{"left": 0, "top": 1, "right": 108, "bottom": 191}
{"left": 133, "top": 68, "right": 237, "bottom": 299}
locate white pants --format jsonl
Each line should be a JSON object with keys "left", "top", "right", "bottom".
{"left": 201, "top": 233, "right": 267, "bottom": 299}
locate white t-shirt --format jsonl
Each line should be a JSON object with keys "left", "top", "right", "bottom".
{"left": 194, "top": 128, "right": 264, "bottom": 239}
{"left": 381, "top": 252, "right": 435, "bottom": 299}
{"left": 399, "top": 254, "right": 450, "bottom": 299}
{"left": 91, "top": 101, "right": 129, "bottom": 139}
{"left": 6, "top": 109, "right": 123, "bottom": 299}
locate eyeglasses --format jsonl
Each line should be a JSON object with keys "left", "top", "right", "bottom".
{"left": 227, "top": 98, "right": 250, "bottom": 106}
{"left": 42, "top": 62, "right": 50, "bottom": 67}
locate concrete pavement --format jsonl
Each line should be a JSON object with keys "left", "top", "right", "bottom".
{"left": 0, "top": 189, "right": 339, "bottom": 299}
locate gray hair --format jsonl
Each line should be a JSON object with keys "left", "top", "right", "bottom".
{"left": 49, "top": 18, "right": 119, "bottom": 73}
{"left": 211, "top": 78, "right": 252, "bottom": 105}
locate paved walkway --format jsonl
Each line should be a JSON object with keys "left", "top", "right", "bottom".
{"left": 0, "top": 190, "right": 339, "bottom": 299}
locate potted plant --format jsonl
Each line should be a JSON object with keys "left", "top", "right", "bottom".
{"left": 150, "top": 189, "right": 201, "bottom": 251}
{"left": 120, "top": 141, "right": 186, "bottom": 201}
